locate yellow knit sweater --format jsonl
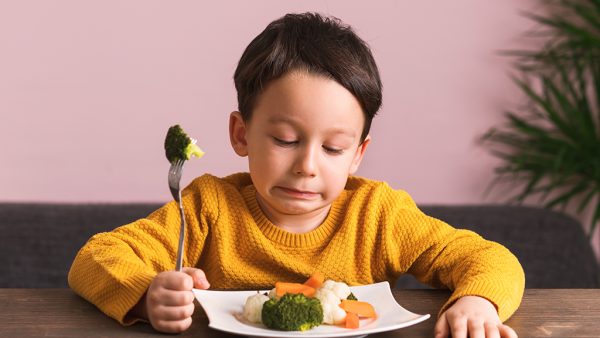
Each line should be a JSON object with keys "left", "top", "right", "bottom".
{"left": 68, "top": 173, "right": 524, "bottom": 324}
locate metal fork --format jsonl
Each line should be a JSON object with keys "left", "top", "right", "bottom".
{"left": 168, "top": 159, "right": 186, "bottom": 271}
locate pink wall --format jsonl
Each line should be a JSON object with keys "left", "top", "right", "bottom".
{"left": 3, "top": 1, "right": 598, "bottom": 258}
{"left": 1, "top": 0, "right": 537, "bottom": 204}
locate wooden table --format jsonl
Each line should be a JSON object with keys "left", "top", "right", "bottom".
{"left": 1, "top": 289, "right": 598, "bottom": 337}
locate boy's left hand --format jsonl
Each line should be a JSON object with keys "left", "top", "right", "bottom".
{"left": 434, "top": 296, "right": 518, "bottom": 338}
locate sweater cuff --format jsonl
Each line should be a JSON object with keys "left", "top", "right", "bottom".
{"left": 104, "top": 271, "right": 156, "bottom": 326}
{"left": 439, "top": 279, "right": 524, "bottom": 322}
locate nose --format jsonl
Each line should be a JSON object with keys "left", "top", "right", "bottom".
{"left": 293, "top": 145, "right": 318, "bottom": 177}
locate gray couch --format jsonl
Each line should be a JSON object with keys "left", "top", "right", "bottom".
{"left": 1, "top": 203, "right": 598, "bottom": 289}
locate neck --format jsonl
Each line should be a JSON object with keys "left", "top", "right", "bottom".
{"left": 255, "top": 194, "right": 331, "bottom": 234}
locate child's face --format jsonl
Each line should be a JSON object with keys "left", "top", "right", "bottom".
{"left": 230, "top": 71, "right": 370, "bottom": 223}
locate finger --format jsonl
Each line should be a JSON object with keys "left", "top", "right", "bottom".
{"left": 148, "top": 289, "right": 195, "bottom": 307}
{"left": 448, "top": 314, "right": 468, "bottom": 338}
{"left": 433, "top": 313, "right": 449, "bottom": 338}
{"left": 151, "top": 316, "right": 193, "bottom": 334}
{"left": 467, "top": 318, "right": 486, "bottom": 338}
{"left": 153, "top": 303, "right": 195, "bottom": 321}
{"left": 498, "top": 324, "right": 518, "bottom": 338}
{"left": 484, "top": 322, "right": 501, "bottom": 338}
{"left": 159, "top": 271, "right": 194, "bottom": 291}
{"left": 182, "top": 267, "right": 211, "bottom": 289}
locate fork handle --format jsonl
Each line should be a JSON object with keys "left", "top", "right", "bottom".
{"left": 175, "top": 202, "right": 186, "bottom": 272}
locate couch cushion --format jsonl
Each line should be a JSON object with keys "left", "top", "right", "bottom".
{"left": 0, "top": 203, "right": 161, "bottom": 288}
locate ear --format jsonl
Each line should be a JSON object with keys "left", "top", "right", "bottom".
{"left": 229, "top": 111, "right": 248, "bottom": 157}
{"left": 349, "top": 135, "right": 371, "bottom": 174}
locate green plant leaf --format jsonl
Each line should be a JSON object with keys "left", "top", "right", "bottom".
{"left": 524, "top": 10, "right": 600, "bottom": 47}
{"left": 562, "top": 1, "right": 600, "bottom": 33}
{"left": 512, "top": 76, "right": 578, "bottom": 140}
{"left": 483, "top": 0, "right": 600, "bottom": 236}
{"left": 545, "top": 180, "right": 590, "bottom": 209}
{"left": 545, "top": 59, "right": 597, "bottom": 142}
{"left": 578, "top": 186, "right": 598, "bottom": 214}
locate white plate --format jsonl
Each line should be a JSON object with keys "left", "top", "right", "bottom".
{"left": 193, "top": 281, "right": 430, "bottom": 338}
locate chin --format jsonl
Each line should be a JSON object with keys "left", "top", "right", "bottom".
{"left": 276, "top": 201, "right": 328, "bottom": 215}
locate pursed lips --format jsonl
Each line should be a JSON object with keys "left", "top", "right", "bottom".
{"left": 276, "top": 186, "right": 319, "bottom": 199}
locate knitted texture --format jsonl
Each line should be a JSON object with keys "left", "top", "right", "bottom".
{"left": 68, "top": 173, "right": 524, "bottom": 324}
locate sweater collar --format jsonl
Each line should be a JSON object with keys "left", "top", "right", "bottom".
{"left": 241, "top": 185, "right": 345, "bottom": 247}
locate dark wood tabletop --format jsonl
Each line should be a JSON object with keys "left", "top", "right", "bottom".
{"left": 1, "top": 288, "right": 599, "bottom": 337}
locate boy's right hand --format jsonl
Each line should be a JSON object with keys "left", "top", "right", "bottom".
{"left": 143, "top": 267, "right": 210, "bottom": 333}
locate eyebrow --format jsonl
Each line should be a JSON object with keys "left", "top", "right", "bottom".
{"left": 267, "top": 116, "right": 356, "bottom": 138}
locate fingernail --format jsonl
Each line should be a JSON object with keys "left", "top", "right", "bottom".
{"left": 196, "top": 277, "right": 209, "bottom": 289}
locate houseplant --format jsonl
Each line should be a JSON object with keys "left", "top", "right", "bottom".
{"left": 482, "top": 0, "right": 600, "bottom": 237}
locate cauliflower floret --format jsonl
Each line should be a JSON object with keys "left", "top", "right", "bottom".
{"left": 321, "top": 279, "right": 351, "bottom": 300}
{"left": 268, "top": 287, "right": 278, "bottom": 299}
{"left": 243, "top": 292, "right": 270, "bottom": 323}
{"left": 315, "top": 288, "right": 347, "bottom": 325}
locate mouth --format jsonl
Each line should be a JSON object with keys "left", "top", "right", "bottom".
{"left": 276, "top": 186, "right": 320, "bottom": 199}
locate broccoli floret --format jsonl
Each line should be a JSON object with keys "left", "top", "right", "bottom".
{"left": 347, "top": 292, "right": 358, "bottom": 300}
{"left": 164, "top": 125, "right": 204, "bottom": 163}
{"left": 261, "top": 293, "right": 323, "bottom": 331}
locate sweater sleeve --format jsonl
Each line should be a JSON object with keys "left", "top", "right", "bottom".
{"left": 67, "top": 180, "right": 210, "bottom": 325}
{"left": 385, "top": 191, "right": 525, "bottom": 322}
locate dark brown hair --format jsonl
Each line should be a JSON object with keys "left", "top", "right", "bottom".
{"left": 233, "top": 12, "right": 382, "bottom": 142}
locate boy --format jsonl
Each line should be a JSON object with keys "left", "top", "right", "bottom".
{"left": 69, "top": 12, "right": 523, "bottom": 338}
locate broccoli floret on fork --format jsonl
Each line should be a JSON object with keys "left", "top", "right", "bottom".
{"left": 164, "top": 124, "right": 204, "bottom": 164}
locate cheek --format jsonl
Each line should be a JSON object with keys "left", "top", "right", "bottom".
{"left": 321, "top": 156, "right": 355, "bottom": 191}
{"left": 249, "top": 146, "right": 288, "bottom": 174}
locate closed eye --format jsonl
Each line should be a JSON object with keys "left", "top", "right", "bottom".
{"left": 323, "top": 146, "right": 343, "bottom": 155}
{"left": 272, "top": 137, "right": 297, "bottom": 147}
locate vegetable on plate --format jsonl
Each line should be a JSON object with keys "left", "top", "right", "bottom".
{"left": 243, "top": 272, "right": 377, "bottom": 331}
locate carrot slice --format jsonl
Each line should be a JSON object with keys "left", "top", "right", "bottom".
{"left": 275, "top": 282, "right": 316, "bottom": 297}
{"left": 303, "top": 272, "right": 325, "bottom": 289}
{"left": 344, "top": 312, "right": 360, "bottom": 329}
{"left": 339, "top": 300, "right": 377, "bottom": 318}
